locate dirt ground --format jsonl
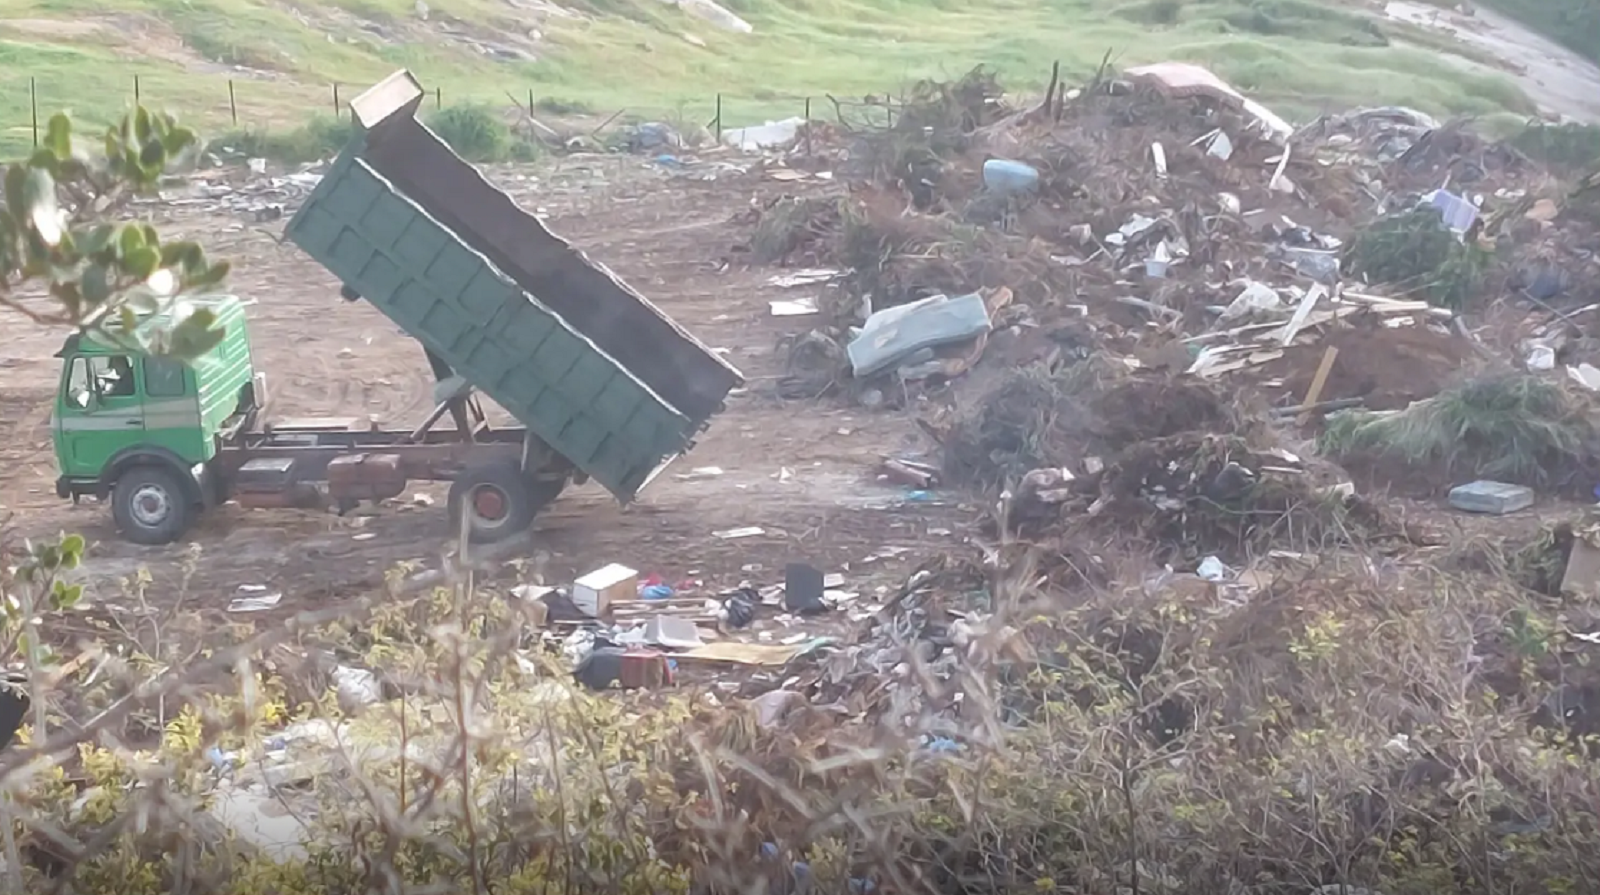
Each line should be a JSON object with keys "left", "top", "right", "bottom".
{"left": 1261, "top": 320, "right": 1476, "bottom": 411}
{"left": 0, "top": 157, "right": 962, "bottom": 628}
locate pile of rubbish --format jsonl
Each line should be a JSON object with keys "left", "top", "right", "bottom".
{"left": 140, "top": 161, "right": 327, "bottom": 223}
{"left": 743, "top": 61, "right": 1600, "bottom": 420}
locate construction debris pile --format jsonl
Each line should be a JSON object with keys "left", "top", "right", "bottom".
{"left": 742, "top": 63, "right": 1600, "bottom": 422}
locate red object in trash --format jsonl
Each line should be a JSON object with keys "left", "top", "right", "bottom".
{"left": 619, "top": 649, "right": 672, "bottom": 689}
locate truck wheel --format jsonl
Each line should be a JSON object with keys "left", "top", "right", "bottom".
{"left": 111, "top": 465, "right": 194, "bottom": 546}
{"left": 448, "top": 461, "right": 538, "bottom": 544}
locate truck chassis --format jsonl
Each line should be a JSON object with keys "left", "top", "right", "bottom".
{"left": 65, "top": 345, "right": 581, "bottom": 546}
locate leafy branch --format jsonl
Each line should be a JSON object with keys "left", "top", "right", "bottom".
{"left": 0, "top": 107, "right": 232, "bottom": 360}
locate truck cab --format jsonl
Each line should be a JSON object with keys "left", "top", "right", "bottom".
{"left": 51, "top": 295, "right": 259, "bottom": 544}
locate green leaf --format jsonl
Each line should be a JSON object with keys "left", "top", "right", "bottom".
{"left": 54, "top": 281, "right": 83, "bottom": 322}
{"left": 125, "top": 245, "right": 160, "bottom": 279}
{"left": 27, "top": 148, "right": 60, "bottom": 177}
{"left": 169, "top": 315, "right": 226, "bottom": 361}
{"left": 133, "top": 106, "right": 152, "bottom": 146}
{"left": 160, "top": 241, "right": 203, "bottom": 271}
{"left": 50, "top": 580, "right": 83, "bottom": 610}
{"left": 117, "top": 224, "right": 145, "bottom": 259}
{"left": 3, "top": 164, "right": 27, "bottom": 226}
{"left": 191, "top": 259, "right": 231, "bottom": 288}
{"left": 60, "top": 533, "right": 85, "bottom": 559}
{"left": 45, "top": 113, "right": 72, "bottom": 161}
{"left": 138, "top": 139, "right": 165, "bottom": 171}
{"left": 82, "top": 263, "right": 112, "bottom": 305}
{"left": 141, "top": 224, "right": 159, "bottom": 249}
{"left": 23, "top": 167, "right": 62, "bottom": 247}
{"left": 164, "top": 126, "right": 197, "bottom": 156}
{"left": 79, "top": 224, "right": 115, "bottom": 258}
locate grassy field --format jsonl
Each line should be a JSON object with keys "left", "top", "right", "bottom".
{"left": 0, "top": 0, "right": 1545, "bottom": 156}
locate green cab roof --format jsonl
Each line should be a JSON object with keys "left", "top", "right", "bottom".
{"left": 54, "top": 294, "right": 247, "bottom": 358}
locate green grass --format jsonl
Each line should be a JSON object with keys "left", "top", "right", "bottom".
{"left": 0, "top": 0, "right": 1545, "bottom": 157}
{"left": 1321, "top": 374, "right": 1599, "bottom": 490}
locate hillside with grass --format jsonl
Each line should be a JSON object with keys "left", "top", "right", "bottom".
{"left": 0, "top": 0, "right": 1555, "bottom": 155}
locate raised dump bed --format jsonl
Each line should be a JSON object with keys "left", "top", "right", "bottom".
{"left": 346, "top": 70, "right": 739, "bottom": 425}
{"left": 284, "top": 72, "right": 744, "bottom": 501}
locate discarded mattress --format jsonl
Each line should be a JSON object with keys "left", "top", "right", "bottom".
{"left": 847, "top": 292, "right": 993, "bottom": 378}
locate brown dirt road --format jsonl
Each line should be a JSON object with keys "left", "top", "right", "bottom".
{"left": 0, "top": 156, "right": 963, "bottom": 623}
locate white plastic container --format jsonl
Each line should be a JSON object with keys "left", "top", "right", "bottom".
{"left": 982, "top": 159, "right": 1039, "bottom": 195}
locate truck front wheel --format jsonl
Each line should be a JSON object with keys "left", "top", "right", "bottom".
{"left": 111, "top": 465, "right": 195, "bottom": 546}
{"left": 448, "top": 461, "right": 539, "bottom": 544}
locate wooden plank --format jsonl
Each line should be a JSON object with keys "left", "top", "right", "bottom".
{"left": 1278, "top": 283, "right": 1325, "bottom": 347}
{"left": 1296, "top": 346, "right": 1340, "bottom": 425}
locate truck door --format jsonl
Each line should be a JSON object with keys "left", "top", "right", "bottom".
{"left": 55, "top": 353, "right": 147, "bottom": 479}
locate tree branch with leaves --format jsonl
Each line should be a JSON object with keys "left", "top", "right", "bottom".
{"left": 0, "top": 107, "right": 232, "bottom": 360}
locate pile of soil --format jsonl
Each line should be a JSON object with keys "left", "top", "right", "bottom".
{"left": 1262, "top": 321, "right": 1473, "bottom": 411}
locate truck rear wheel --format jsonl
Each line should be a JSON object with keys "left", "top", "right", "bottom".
{"left": 111, "top": 465, "right": 194, "bottom": 546}
{"left": 448, "top": 461, "right": 540, "bottom": 544}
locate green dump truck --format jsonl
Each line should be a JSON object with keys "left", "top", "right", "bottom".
{"left": 49, "top": 70, "right": 744, "bottom": 546}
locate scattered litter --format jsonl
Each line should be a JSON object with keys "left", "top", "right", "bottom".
{"left": 678, "top": 641, "right": 804, "bottom": 666}
{"left": 767, "top": 268, "right": 842, "bottom": 288}
{"left": 573, "top": 563, "right": 638, "bottom": 617}
{"left": 1448, "top": 480, "right": 1535, "bottom": 515}
{"left": 332, "top": 666, "right": 382, "bottom": 713}
{"left": 1527, "top": 343, "right": 1557, "bottom": 371}
{"left": 1204, "top": 130, "right": 1234, "bottom": 160}
{"left": 674, "top": 466, "right": 725, "bottom": 481}
{"left": 722, "top": 117, "right": 806, "bottom": 152}
{"left": 228, "top": 586, "right": 282, "bottom": 613}
{"left": 770, "top": 297, "right": 820, "bottom": 317}
{"left": 881, "top": 457, "right": 939, "bottom": 488}
{"left": 714, "top": 526, "right": 766, "bottom": 540}
{"left": 751, "top": 689, "right": 806, "bottom": 728}
{"left": 722, "top": 592, "right": 757, "bottom": 628}
{"left": 639, "top": 582, "right": 674, "bottom": 601}
{"left": 1196, "top": 556, "right": 1229, "bottom": 582}
{"left": 1425, "top": 189, "right": 1479, "bottom": 234}
{"left": 1220, "top": 281, "right": 1283, "bottom": 321}
{"left": 641, "top": 615, "right": 704, "bottom": 649}
{"left": 784, "top": 563, "right": 829, "bottom": 616}
{"left": 1569, "top": 364, "right": 1600, "bottom": 391}
{"left": 981, "top": 158, "right": 1039, "bottom": 195}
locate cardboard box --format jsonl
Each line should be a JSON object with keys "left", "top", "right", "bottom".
{"left": 572, "top": 563, "right": 638, "bottom": 617}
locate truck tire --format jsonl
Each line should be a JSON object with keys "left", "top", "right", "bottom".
{"left": 111, "top": 465, "right": 195, "bottom": 546}
{"left": 448, "top": 460, "right": 539, "bottom": 544}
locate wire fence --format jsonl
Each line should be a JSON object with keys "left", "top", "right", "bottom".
{"left": 8, "top": 73, "right": 907, "bottom": 149}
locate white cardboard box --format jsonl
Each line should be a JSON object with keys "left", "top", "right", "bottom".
{"left": 572, "top": 563, "right": 638, "bottom": 617}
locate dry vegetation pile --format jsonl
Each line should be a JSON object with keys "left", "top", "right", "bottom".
{"left": 12, "top": 520, "right": 1600, "bottom": 895}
